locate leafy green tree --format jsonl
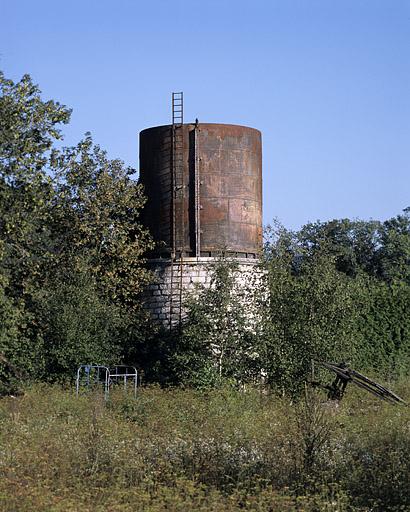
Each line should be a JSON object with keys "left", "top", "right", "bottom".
{"left": 376, "top": 208, "right": 410, "bottom": 284}
{"left": 36, "top": 264, "right": 127, "bottom": 378}
{"left": 50, "top": 134, "right": 154, "bottom": 311}
{"left": 355, "top": 277, "right": 410, "bottom": 377}
{"left": 41, "top": 135, "right": 154, "bottom": 377}
{"left": 0, "top": 72, "right": 71, "bottom": 300}
{"left": 0, "top": 71, "right": 154, "bottom": 383}
{"left": 0, "top": 270, "right": 43, "bottom": 394}
{"left": 0, "top": 72, "right": 71, "bottom": 181}
{"left": 0, "top": 72, "right": 71, "bottom": 382}
{"left": 261, "top": 222, "right": 359, "bottom": 394}
{"left": 171, "top": 258, "right": 262, "bottom": 387}
{"left": 297, "top": 218, "right": 381, "bottom": 277}
{"left": 296, "top": 212, "right": 410, "bottom": 285}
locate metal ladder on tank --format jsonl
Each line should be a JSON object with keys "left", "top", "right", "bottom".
{"left": 170, "top": 92, "right": 185, "bottom": 328}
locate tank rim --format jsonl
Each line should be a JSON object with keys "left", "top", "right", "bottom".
{"left": 139, "top": 123, "right": 261, "bottom": 136}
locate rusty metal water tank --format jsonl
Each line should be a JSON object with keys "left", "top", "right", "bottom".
{"left": 139, "top": 123, "right": 262, "bottom": 258}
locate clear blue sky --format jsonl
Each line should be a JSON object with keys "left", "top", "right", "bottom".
{"left": 1, "top": 0, "right": 409, "bottom": 229}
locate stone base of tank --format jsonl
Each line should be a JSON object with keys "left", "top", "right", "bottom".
{"left": 143, "top": 257, "right": 261, "bottom": 328}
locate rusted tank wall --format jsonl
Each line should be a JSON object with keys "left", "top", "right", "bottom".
{"left": 139, "top": 123, "right": 262, "bottom": 257}
{"left": 139, "top": 125, "right": 173, "bottom": 250}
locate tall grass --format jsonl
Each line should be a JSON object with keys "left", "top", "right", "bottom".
{"left": 0, "top": 382, "right": 409, "bottom": 511}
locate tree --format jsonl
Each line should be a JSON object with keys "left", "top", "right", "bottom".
{"left": 50, "top": 134, "right": 154, "bottom": 311}
{"left": 375, "top": 209, "right": 410, "bottom": 284}
{"left": 0, "top": 72, "right": 71, "bottom": 384}
{"left": 0, "top": 71, "right": 154, "bottom": 383}
{"left": 171, "top": 258, "right": 262, "bottom": 387}
{"left": 39, "top": 135, "right": 155, "bottom": 377}
{"left": 0, "top": 72, "right": 71, "bottom": 301}
{"left": 0, "top": 267, "right": 43, "bottom": 393}
{"left": 261, "top": 222, "right": 359, "bottom": 394}
{"left": 354, "top": 277, "right": 410, "bottom": 377}
{"left": 297, "top": 218, "right": 382, "bottom": 277}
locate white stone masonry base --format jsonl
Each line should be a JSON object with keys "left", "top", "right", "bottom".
{"left": 143, "top": 257, "right": 260, "bottom": 328}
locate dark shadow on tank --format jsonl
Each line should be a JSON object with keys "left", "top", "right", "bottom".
{"left": 188, "top": 128, "right": 196, "bottom": 255}
{"left": 139, "top": 125, "right": 173, "bottom": 258}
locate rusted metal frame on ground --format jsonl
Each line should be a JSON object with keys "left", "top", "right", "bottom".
{"left": 312, "top": 360, "right": 407, "bottom": 405}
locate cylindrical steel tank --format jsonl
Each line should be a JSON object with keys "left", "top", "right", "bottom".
{"left": 139, "top": 123, "right": 262, "bottom": 257}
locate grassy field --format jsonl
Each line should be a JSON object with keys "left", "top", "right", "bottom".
{"left": 0, "top": 382, "right": 409, "bottom": 511}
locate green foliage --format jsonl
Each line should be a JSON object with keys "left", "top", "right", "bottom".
{"left": 36, "top": 265, "right": 129, "bottom": 378}
{"left": 172, "top": 258, "right": 262, "bottom": 387}
{"left": 355, "top": 278, "right": 410, "bottom": 377}
{"left": 1, "top": 385, "right": 409, "bottom": 511}
{"left": 296, "top": 211, "right": 410, "bottom": 284}
{"left": 0, "top": 273, "right": 43, "bottom": 394}
{"left": 50, "top": 134, "right": 154, "bottom": 310}
{"left": 0, "top": 71, "right": 153, "bottom": 386}
{"left": 0, "top": 72, "right": 71, "bottom": 179}
{"left": 297, "top": 217, "right": 382, "bottom": 277}
{"left": 0, "top": 72, "right": 72, "bottom": 384}
{"left": 0, "top": 72, "right": 71, "bottom": 297}
{"left": 377, "top": 208, "right": 410, "bottom": 283}
{"left": 253, "top": 223, "right": 357, "bottom": 394}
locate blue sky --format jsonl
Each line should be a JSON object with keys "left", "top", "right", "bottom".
{"left": 1, "top": 0, "right": 409, "bottom": 229}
